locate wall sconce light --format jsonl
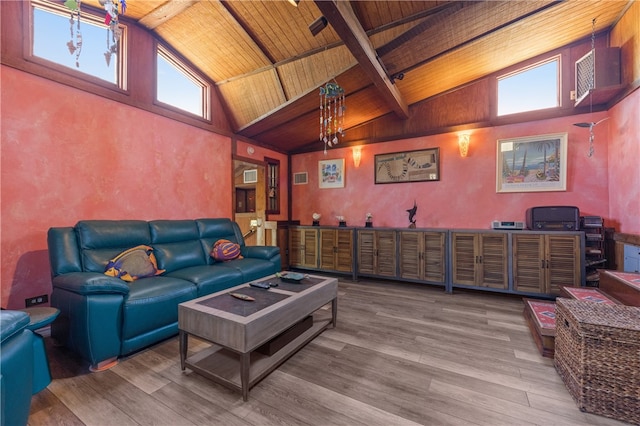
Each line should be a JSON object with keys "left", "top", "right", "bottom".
{"left": 458, "top": 134, "right": 470, "bottom": 157}
{"left": 352, "top": 146, "right": 362, "bottom": 168}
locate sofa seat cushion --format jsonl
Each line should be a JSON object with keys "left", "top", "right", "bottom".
{"left": 122, "top": 277, "right": 196, "bottom": 340}
{"left": 223, "top": 258, "right": 278, "bottom": 283}
{"left": 166, "top": 265, "right": 245, "bottom": 297}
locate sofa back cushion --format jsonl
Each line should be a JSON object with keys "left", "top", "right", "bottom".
{"left": 76, "top": 221, "right": 151, "bottom": 272}
{"left": 47, "top": 218, "right": 247, "bottom": 276}
{"left": 150, "top": 220, "right": 206, "bottom": 272}
{"left": 48, "top": 227, "right": 82, "bottom": 276}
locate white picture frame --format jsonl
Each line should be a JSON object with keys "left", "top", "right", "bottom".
{"left": 496, "top": 133, "right": 567, "bottom": 193}
{"left": 318, "top": 159, "right": 345, "bottom": 189}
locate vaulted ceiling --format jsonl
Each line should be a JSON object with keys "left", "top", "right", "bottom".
{"left": 86, "top": 0, "right": 631, "bottom": 153}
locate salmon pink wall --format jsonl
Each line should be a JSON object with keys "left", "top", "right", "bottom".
{"left": 1, "top": 66, "right": 233, "bottom": 309}
{"left": 607, "top": 88, "right": 640, "bottom": 235}
{"left": 292, "top": 114, "right": 612, "bottom": 229}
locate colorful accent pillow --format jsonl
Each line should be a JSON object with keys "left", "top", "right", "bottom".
{"left": 104, "top": 245, "right": 165, "bottom": 282}
{"left": 211, "top": 239, "right": 242, "bottom": 262}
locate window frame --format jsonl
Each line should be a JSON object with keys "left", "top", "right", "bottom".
{"left": 28, "top": 0, "right": 127, "bottom": 91}
{"left": 155, "top": 44, "right": 211, "bottom": 121}
{"left": 496, "top": 55, "right": 562, "bottom": 117}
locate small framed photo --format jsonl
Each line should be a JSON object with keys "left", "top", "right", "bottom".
{"left": 319, "top": 158, "right": 345, "bottom": 189}
{"left": 496, "top": 132, "right": 567, "bottom": 193}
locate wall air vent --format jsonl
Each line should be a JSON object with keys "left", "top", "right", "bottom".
{"left": 293, "top": 172, "right": 308, "bottom": 185}
{"left": 243, "top": 169, "right": 258, "bottom": 184}
{"left": 574, "top": 47, "right": 622, "bottom": 107}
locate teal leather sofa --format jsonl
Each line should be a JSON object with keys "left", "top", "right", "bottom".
{"left": 1, "top": 310, "right": 51, "bottom": 426}
{"left": 48, "top": 218, "right": 281, "bottom": 371}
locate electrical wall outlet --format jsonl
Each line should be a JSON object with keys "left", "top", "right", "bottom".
{"left": 25, "top": 294, "right": 48, "bottom": 307}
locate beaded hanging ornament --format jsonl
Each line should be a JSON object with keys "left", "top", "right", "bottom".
{"left": 101, "top": 0, "right": 125, "bottom": 65}
{"left": 65, "top": 0, "right": 82, "bottom": 67}
{"left": 319, "top": 82, "right": 346, "bottom": 154}
{"left": 63, "top": 0, "right": 126, "bottom": 67}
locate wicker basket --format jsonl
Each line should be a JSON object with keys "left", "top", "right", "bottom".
{"left": 554, "top": 298, "right": 640, "bottom": 424}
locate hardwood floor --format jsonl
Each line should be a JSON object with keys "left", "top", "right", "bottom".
{"left": 29, "top": 278, "right": 629, "bottom": 426}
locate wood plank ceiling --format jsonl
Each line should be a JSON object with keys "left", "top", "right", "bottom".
{"left": 84, "top": 0, "right": 630, "bottom": 154}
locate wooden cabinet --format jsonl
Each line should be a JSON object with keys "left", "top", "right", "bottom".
{"left": 512, "top": 233, "right": 582, "bottom": 295}
{"left": 289, "top": 227, "right": 318, "bottom": 268}
{"left": 399, "top": 231, "right": 446, "bottom": 283}
{"left": 452, "top": 232, "right": 508, "bottom": 289}
{"left": 319, "top": 228, "right": 353, "bottom": 272}
{"left": 286, "top": 226, "right": 584, "bottom": 296}
{"left": 357, "top": 229, "right": 396, "bottom": 277}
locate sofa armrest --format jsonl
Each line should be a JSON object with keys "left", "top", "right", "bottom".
{"left": 52, "top": 272, "right": 130, "bottom": 296}
{"left": 242, "top": 245, "right": 280, "bottom": 261}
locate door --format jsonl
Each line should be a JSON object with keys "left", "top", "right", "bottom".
{"left": 233, "top": 159, "right": 265, "bottom": 246}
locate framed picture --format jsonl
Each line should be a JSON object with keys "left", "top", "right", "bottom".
{"left": 496, "top": 132, "right": 567, "bottom": 193}
{"left": 319, "top": 158, "right": 345, "bottom": 188}
{"left": 375, "top": 148, "right": 440, "bottom": 184}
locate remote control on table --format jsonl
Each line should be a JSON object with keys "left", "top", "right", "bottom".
{"left": 250, "top": 281, "right": 270, "bottom": 289}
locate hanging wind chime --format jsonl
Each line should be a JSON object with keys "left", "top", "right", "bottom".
{"left": 64, "top": 0, "right": 82, "bottom": 68}
{"left": 319, "top": 81, "right": 346, "bottom": 154}
{"left": 573, "top": 18, "right": 608, "bottom": 158}
{"left": 63, "top": 0, "right": 126, "bottom": 67}
{"left": 101, "top": 0, "right": 125, "bottom": 66}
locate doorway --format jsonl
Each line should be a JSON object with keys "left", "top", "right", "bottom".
{"left": 233, "top": 159, "right": 265, "bottom": 246}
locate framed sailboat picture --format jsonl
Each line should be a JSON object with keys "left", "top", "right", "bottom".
{"left": 496, "top": 133, "right": 567, "bottom": 193}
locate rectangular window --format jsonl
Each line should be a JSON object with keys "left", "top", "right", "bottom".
{"left": 497, "top": 57, "right": 560, "bottom": 116}
{"left": 31, "top": 0, "right": 125, "bottom": 87}
{"left": 156, "top": 47, "right": 209, "bottom": 119}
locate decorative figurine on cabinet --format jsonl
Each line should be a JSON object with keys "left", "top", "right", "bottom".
{"left": 312, "top": 212, "right": 321, "bottom": 226}
{"left": 406, "top": 201, "right": 417, "bottom": 228}
{"left": 365, "top": 212, "right": 373, "bottom": 228}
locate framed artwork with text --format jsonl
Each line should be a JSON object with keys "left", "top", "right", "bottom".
{"left": 374, "top": 148, "right": 440, "bottom": 184}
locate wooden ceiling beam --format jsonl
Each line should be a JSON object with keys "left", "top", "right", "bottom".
{"left": 314, "top": 0, "right": 409, "bottom": 120}
{"left": 138, "top": 1, "right": 198, "bottom": 30}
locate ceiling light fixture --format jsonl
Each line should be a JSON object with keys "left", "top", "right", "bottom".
{"left": 309, "top": 16, "right": 328, "bottom": 36}
{"left": 319, "top": 81, "right": 346, "bottom": 154}
{"left": 287, "top": 0, "right": 300, "bottom": 6}
{"left": 390, "top": 72, "right": 404, "bottom": 84}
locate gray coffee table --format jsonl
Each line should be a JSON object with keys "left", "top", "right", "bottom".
{"left": 178, "top": 273, "right": 337, "bottom": 401}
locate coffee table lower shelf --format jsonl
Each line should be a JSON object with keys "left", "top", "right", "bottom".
{"left": 182, "top": 316, "right": 332, "bottom": 400}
